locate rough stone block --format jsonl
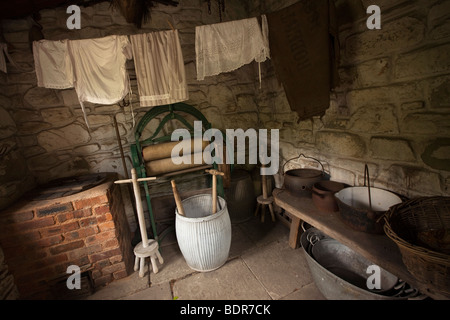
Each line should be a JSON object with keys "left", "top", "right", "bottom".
{"left": 315, "top": 131, "right": 366, "bottom": 157}
{"left": 430, "top": 78, "right": 450, "bottom": 109}
{"left": 421, "top": 138, "right": 450, "bottom": 171}
{"left": 401, "top": 112, "right": 450, "bottom": 135}
{"left": 222, "top": 112, "right": 259, "bottom": 131}
{"left": 0, "top": 107, "right": 16, "bottom": 139}
{"left": 187, "top": 90, "right": 208, "bottom": 105}
{"left": 355, "top": 57, "right": 391, "bottom": 87}
{"left": 86, "top": 114, "right": 111, "bottom": 126}
{"left": 74, "top": 144, "right": 100, "bottom": 154}
{"left": 349, "top": 105, "right": 398, "bottom": 134}
{"left": 199, "top": 106, "right": 224, "bottom": 129}
{"left": 400, "top": 101, "right": 424, "bottom": 112}
{"left": 429, "top": 19, "right": 450, "bottom": 40}
{"left": 26, "top": 153, "right": 60, "bottom": 171}
{"left": 395, "top": 43, "right": 450, "bottom": 80}
{"left": 40, "top": 107, "right": 73, "bottom": 124}
{"left": 209, "top": 84, "right": 235, "bottom": 107}
{"left": 18, "top": 121, "right": 53, "bottom": 135}
{"left": 345, "top": 17, "right": 425, "bottom": 61}
{"left": 24, "top": 87, "right": 63, "bottom": 108}
{"left": 37, "top": 124, "right": 91, "bottom": 152}
{"left": 346, "top": 83, "right": 423, "bottom": 113}
{"left": 370, "top": 137, "right": 415, "bottom": 161}
{"left": 428, "top": 1, "right": 450, "bottom": 28}
{"left": 328, "top": 165, "right": 357, "bottom": 186}
{"left": 236, "top": 94, "right": 258, "bottom": 112}
{"left": 13, "top": 109, "right": 42, "bottom": 124}
{"left": 379, "top": 165, "right": 442, "bottom": 195}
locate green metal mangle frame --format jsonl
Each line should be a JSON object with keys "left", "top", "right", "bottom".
{"left": 130, "top": 103, "right": 225, "bottom": 244}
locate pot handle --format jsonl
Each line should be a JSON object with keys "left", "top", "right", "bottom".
{"left": 364, "top": 164, "right": 372, "bottom": 211}
{"left": 282, "top": 153, "right": 325, "bottom": 174}
{"left": 306, "top": 232, "right": 322, "bottom": 246}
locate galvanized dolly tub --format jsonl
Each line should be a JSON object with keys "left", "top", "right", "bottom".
{"left": 115, "top": 168, "right": 164, "bottom": 277}
{"left": 172, "top": 170, "right": 232, "bottom": 272}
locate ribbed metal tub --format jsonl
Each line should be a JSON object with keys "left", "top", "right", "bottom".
{"left": 175, "top": 194, "right": 231, "bottom": 272}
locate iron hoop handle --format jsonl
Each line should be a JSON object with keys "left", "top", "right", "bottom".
{"left": 282, "top": 153, "right": 325, "bottom": 174}
{"left": 364, "top": 164, "right": 373, "bottom": 211}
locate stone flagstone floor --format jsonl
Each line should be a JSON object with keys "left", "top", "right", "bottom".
{"left": 86, "top": 216, "right": 325, "bottom": 300}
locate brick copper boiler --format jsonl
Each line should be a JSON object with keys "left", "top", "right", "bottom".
{"left": 0, "top": 173, "right": 134, "bottom": 299}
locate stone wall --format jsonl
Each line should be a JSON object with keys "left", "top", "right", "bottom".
{"left": 0, "top": 0, "right": 250, "bottom": 216}
{"left": 249, "top": 0, "right": 450, "bottom": 198}
{"left": 1, "top": 0, "right": 449, "bottom": 217}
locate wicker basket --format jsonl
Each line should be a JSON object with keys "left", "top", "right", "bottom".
{"left": 384, "top": 196, "right": 450, "bottom": 298}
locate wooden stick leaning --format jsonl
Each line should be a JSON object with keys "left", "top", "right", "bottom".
{"left": 171, "top": 180, "right": 185, "bottom": 216}
{"left": 205, "top": 169, "right": 225, "bottom": 214}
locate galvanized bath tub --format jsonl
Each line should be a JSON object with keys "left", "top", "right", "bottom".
{"left": 300, "top": 228, "right": 423, "bottom": 300}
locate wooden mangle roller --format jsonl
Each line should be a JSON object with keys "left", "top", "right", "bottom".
{"left": 142, "top": 138, "right": 210, "bottom": 176}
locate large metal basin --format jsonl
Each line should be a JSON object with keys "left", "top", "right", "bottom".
{"left": 335, "top": 186, "right": 402, "bottom": 234}
{"left": 300, "top": 228, "right": 421, "bottom": 300}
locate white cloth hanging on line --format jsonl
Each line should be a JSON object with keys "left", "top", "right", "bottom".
{"left": 66, "top": 35, "right": 132, "bottom": 128}
{"left": 195, "top": 15, "right": 270, "bottom": 82}
{"left": 33, "top": 39, "right": 74, "bottom": 89}
{"left": 130, "top": 29, "right": 188, "bottom": 107}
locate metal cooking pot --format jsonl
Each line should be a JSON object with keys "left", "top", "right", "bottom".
{"left": 282, "top": 154, "right": 325, "bottom": 198}
{"left": 312, "top": 180, "right": 346, "bottom": 213}
{"left": 334, "top": 165, "right": 402, "bottom": 234}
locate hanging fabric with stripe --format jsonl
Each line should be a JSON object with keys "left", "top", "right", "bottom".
{"left": 130, "top": 30, "right": 189, "bottom": 107}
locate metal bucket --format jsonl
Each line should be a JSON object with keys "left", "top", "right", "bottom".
{"left": 175, "top": 194, "right": 231, "bottom": 272}
{"left": 300, "top": 228, "right": 422, "bottom": 300}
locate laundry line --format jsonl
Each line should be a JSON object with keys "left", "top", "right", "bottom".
{"left": 29, "top": 13, "right": 269, "bottom": 130}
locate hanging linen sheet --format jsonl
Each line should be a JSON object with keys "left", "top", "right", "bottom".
{"left": 195, "top": 16, "right": 270, "bottom": 81}
{"left": 130, "top": 30, "right": 188, "bottom": 107}
{"left": 33, "top": 39, "right": 74, "bottom": 89}
{"left": 66, "top": 35, "right": 132, "bottom": 127}
{"left": 267, "top": 0, "right": 340, "bottom": 121}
